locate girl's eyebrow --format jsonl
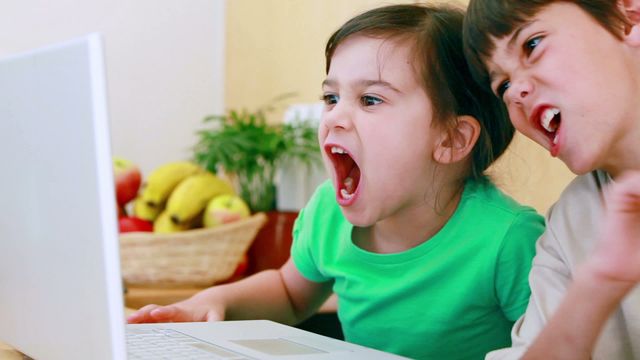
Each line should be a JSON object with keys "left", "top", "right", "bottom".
{"left": 322, "top": 78, "right": 401, "bottom": 93}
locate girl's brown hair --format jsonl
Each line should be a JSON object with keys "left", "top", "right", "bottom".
{"left": 326, "top": 4, "right": 514, "bottom": 180}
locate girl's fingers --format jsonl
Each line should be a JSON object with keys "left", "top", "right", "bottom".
{"left": 127, "top": 304, "right": 162, "bottom": 323}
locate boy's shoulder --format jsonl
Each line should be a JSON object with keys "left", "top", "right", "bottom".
{"left": 554, "top": 170, "right": 607, "bottom": 207}
{"left": 546, "top": 170, "right": 607, "bottom": 232}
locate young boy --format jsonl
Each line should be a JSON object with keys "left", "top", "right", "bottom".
{"left": 463, "top": 1, "right": 640, "bottom": 359}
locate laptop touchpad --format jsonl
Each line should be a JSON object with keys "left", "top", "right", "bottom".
{"left": 231, "top": 339, "right": 326, "bottom": 356}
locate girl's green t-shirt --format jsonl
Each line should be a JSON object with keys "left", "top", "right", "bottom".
{"left": 291, "top": 179, "right": 545, "bottom": 360}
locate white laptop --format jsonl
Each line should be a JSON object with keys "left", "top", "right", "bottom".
{"left": 0, "top": 35, "right": 406, "bottom": 360}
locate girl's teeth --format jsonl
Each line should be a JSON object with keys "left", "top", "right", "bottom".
{"left": 340, "top": 188, "right": 354, "bottom": 200}
{"left": 553, "top": 134, "right": 559, "bottom": 145}
{"left": 331, "top": 146, "right": 346, "bottom": 154}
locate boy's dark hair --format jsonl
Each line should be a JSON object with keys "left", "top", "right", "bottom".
{"left": 463, "top": 0, "right": 629, "bottom": 87}
{"left": 325, "top": 4, "right": 514, "bottom": 181}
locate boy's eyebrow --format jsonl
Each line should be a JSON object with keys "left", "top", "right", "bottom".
{"left": 487, "top": 20, "right": 537, "bottom": 84}
{"left": 322, "top": 79, "right": 402, "bottom": 93}
{"left": 507, "top": 20, "right": 536, "bottom": 49}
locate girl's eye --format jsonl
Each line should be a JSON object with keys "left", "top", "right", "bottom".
{"left": 524, "top": 36, "right": 542, "bottom": 56}
{"left": 497, "top": 80, "right": 511, "bottom": 99}
{"left": 361, "top": 95, "right": 382, "bottom": 106}
{"left": 322, "top": 94, "right": 339, "bottom": 105}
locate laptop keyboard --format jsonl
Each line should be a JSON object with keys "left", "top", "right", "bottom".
{"left": 126, "top": 327, "right": 251, "bottom": 359}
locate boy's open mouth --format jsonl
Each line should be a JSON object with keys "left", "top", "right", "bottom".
{"left": 326, "top": 145, "right": 361, "bottom": 201}
{"left": 537, "top": 107, "right": 561, "bottom": 147}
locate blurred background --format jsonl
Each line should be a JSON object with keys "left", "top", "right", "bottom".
{"left": 1, "top": 0, "right": 575, "bottom": 214}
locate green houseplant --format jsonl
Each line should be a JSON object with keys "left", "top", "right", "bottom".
{"left": 193, "top": 107, "right": 321, "bottom": 212}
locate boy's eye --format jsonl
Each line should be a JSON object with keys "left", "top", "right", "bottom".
{"left": 361, "top": 95, "right": 382, "bottom": 106}
{"left": 524, "top": 36, "right": 542, "bottom": 56}
{"left": 322, "top": 94, "right": 339, "bottom": 105}
{"left": 497, "top": 80, "right": 511, "bottom": 99}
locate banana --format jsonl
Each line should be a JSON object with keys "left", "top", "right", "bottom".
{"left": 166, "top": 172, "right": 235, "bottom": 225}
{"left": 141, "top": 162, "right": 203, "bottom": 208}
{"left": 133, "top": 195, "right": 163, "bottom": 222}
{"left": 153, "top": 210, "right": 190, "bottom": 233}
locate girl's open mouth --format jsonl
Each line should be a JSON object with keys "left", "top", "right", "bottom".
{"left": 326, "top": 145, "right": 361, "bottom": 204}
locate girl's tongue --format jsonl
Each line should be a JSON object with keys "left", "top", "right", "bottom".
{"left": 340, "top": 166, "right": 361, "bottom": 199}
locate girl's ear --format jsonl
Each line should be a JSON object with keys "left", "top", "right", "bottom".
{"left": 621, "top": 0, "right": 640, "bottom": 45}
{"left": 433, "top": 115, "right": 480, "bottom": 165}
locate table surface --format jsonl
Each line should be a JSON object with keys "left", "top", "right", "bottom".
{"left": 125, "top": 286, "right": 337, "bottom": 313}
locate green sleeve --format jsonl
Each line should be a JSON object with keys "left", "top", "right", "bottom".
{"left": 290, "top": 183, "right": 331, "bottom": 282}
{"left": 495, "top": 210, "right": 545, "bottom": 321}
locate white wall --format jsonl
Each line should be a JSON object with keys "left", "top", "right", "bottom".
{"left": 1, "top": 0, "right": 226, "bottom": 176}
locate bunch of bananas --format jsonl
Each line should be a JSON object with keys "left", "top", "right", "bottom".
{"left": 133, "top": 161, "right": 236, "bottom": 233}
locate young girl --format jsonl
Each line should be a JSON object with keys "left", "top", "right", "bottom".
{"left": 128, "top": 4, "right": 544, "bottom": 359}
{"left": 463, "top": 1, "right": 640, "bottom": 358}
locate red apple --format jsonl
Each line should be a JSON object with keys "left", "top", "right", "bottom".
{"left": 233, "top": 253, "right": 249, "bottom": 277}
{"left": 118, "top": 216, "right": 153, "bottom": 233}
{"left": 118, "top": 205, "right": 127, "bottom": 218}
{"left": 113, "top": 157, "right": 142, "bottom": 207}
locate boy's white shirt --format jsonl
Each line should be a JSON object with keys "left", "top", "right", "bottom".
{"left": 487, "top": 171, "right": 640, "bottom": 360}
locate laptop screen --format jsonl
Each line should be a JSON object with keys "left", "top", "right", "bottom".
{"left": 0, "top": 34, "right": 126, "bottom": 360}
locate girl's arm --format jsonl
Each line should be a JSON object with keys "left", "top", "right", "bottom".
{"left": 128, "top": 258, "right": 333, "bottom": 325}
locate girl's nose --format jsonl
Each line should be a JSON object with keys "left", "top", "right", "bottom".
{"left": 321, "top": 102, "right": 353, "bottom": 131}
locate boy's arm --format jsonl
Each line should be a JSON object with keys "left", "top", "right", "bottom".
{"left": 521, "top": 171, "right": 640, "bottom": 359}
{"left": 128, "top": 258, "right": 332, "bottom": 325}
{"left": 521, "top": 269, "right": 631, "bottom": 360}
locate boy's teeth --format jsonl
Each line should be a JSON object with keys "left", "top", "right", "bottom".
{"left": 340, "top": 188, "right": 354, "bottom": 200}
{"left": 553, "top": 134, "right": 559, "bottom": 145}
{"left": 331, "top": 146, "right": 346, "bottom": 154}
{"left": 540, "top": 108, "right": 560, "bottom": 132}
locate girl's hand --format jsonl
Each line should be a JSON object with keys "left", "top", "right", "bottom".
{"left": 127, "top": 300, "right": 225, "bottom": 324}
{"left": 588, "top": 171, "right": 640, "bottom": 283}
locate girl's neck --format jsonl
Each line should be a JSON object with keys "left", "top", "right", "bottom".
{"left": 352, "top": 182, "right": 464, "bottom": 254}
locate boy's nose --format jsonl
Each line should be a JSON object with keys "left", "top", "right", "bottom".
{"left": 507, "top": 77, "right": 534, "bottom": 107}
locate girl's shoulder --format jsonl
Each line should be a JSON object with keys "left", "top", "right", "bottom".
{"left": 296, "top": 179, "right": 347, "bottom": 229}
{"left": 462, "top": 177, "right": 542, "bottom": 218}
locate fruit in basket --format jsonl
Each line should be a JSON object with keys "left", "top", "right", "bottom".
{"left": 153, "top": 211, "right": 191, "bottom": 233}
{"left": 113, "top": 157, "right": 142, "bottom": 207}
{"left": 231, "top": 253, "right": 249, "bottom": 278}
{"left": 133, "top": 195, "right": 163, "bottom": 222}
{"left": 165, "top": 172, "right": 235, "bottom": 225}
{"left": 141, "top": 161, "right": 202, "bottom": 209}
{"left": 203, "top": 194, "right": 251, "bottom": 228}
{"left": 118, "top": 216, "right": 153, "bottom": 233}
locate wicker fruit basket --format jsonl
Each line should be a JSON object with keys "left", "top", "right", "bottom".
{"left": 120, "top": 212, "right": 267, "bottom": 287}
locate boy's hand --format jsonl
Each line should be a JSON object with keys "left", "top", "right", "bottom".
{"left": 127, "top": 301, "right": 225, "bottom": 324}
{"left": 588, "top": 171, "right": 640, "bottom": 284}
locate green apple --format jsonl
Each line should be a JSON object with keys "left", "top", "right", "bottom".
{"left": 203, "top": 194, "right": 251, "bottom": 228}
